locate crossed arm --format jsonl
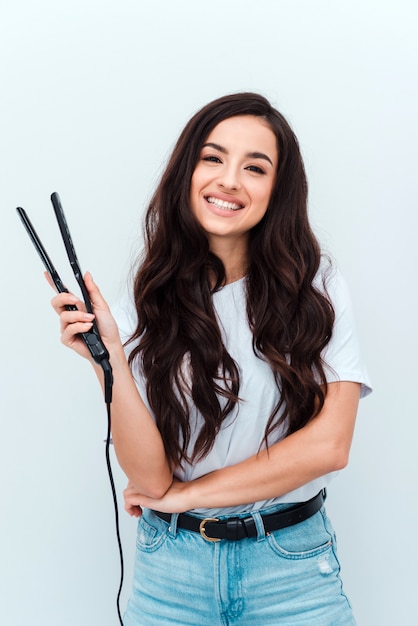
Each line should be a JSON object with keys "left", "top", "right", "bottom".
{"left": 124, "top": 380, "right": 360, "bottom": 515}
{"left": 50, "top": 272, "right": 360, "bottom": 516}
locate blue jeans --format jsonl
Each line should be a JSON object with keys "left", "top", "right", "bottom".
{"left": 124, "top": 503, "right": 356, "bottom": 625}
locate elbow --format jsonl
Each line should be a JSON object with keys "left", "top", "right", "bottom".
{"left": 135, "top": 474, "right": 173, "bottom": 500}
{"left": 316, "top": 432, "right": 351, "bottom": 474}
{"left": 146, "top": 480, "right": 172, "bottom": 500}
{"left": 327, "top": 442, "right": 350, "bottom": 472}
{"left": 333, "top": 451, "right": 350, "bottom": 471}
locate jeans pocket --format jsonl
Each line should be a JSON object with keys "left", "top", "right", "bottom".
{"left": 135, "top": 511, "right": 170, "bottom": 553}
{"left": 267, "top": 509, "right": 333, "bottom": 560}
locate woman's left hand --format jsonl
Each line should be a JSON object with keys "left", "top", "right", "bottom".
{"left": 123, "top": 480, "right": 144, "bottom": 517}
{"left": 123, "top": 478, "right": 189, "bottom": 515}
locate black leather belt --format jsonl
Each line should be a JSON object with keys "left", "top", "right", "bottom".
{"left": 152, "top": 489, "right": 326, "bottom": 542}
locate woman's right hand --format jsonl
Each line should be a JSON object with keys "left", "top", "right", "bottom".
{"left": 49, "top": 271, "right": 122, "bottom": 362}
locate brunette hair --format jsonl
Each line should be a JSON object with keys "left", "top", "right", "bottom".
{"left": 128, "top": 92, "right": 334, "bottom": 467}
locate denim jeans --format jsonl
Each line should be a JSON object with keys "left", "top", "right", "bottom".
{"left": 123, "top": 503, "right": 356, "bottom": 625}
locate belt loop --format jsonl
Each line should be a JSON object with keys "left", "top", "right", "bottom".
{"left": 251, "top": 510, "right": 267, "bottom": 542}
{"left": 168, "top": 513, "right": 179, "bottom": 537}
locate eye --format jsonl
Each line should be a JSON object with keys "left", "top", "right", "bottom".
{"left": 202, "top": 155, "right": 222, "bottom": 163}
{"left": 245, "top": 165, "right": 266, "bottom": 174}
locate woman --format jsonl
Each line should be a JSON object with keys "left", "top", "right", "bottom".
{"left": 52, "top": 93, "right": 371, "bottom": 625}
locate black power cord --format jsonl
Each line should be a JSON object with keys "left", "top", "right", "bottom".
{"left": 101, "top": 360, "right": 125, "bottom": 626}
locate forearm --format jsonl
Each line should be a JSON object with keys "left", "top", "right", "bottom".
{"left": 184, "top": 426, "right": 339, "bottom": 509}
{"left": 94, "top": 344, "right": 172, "bottom": 498}
{"left": 182, "top": 382, "right": 359, "bottom": 509}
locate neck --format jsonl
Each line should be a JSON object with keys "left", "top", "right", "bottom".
{"left": 208, "top": 235, "right": 248, "bottom": 284}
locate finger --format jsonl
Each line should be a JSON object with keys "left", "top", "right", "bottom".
{"left": 124, "top": 503, "right": 143, "bottom": 518}
{"left": 124, "top": 502, "right": 134, "bottom": 515}
{"left": 123, "top": 490, "right": 141, "bottom": 505}
{"left": 60, "top": 310, "right": 95, "bottom": 325}
{"left": 59, "top": 311, "right": 94, "bottom": 336}
{"left": 44, "top": 271, "right": 56, "bottom": 291}
{"left": 51, "top": 292, "right": 85, "bottom": 314}
{"left": 124, "top": 498, "right": 135, "bottom": 512}
{"left": 83, "top": 272, "right": 110, "bottom": 312}
{"left": 61, "top": 321, "right": 94, "bottom": 346}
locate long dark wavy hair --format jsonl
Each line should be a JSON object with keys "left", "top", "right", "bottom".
{"left": 128, "top": 92, "right": 335, "bottom": 468}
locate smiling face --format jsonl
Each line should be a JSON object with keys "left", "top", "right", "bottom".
{"left": 190, "top": 115, "right": 278, "bottom": 255}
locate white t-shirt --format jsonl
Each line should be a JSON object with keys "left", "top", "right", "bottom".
{"left": 113, "top": 266, "right": 372, "bottom": 516}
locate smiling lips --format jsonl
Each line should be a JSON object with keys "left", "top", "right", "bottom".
{"left": 206, "top": 196, "right": 244, "bottom": 212}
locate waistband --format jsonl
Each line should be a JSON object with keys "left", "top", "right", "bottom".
{"left": 152, "top": 489, "right": 326, "bottom": 542}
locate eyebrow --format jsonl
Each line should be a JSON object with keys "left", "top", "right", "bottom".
{"left": 202, "top": 142, "right": 274, "bottom": 167}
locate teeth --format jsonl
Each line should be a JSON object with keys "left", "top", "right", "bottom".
{"left": 206, "top": 196, "right": 242, "bottom": 211}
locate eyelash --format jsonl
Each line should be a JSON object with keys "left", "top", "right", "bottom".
{"left": 202, "top": 155, "right": 222, "bottom": 163}
{"left": 245, "top": 165, "right": 265, "bottom": 175}
{"left": 202, "top": 156, "right": 266, "bottom": 174}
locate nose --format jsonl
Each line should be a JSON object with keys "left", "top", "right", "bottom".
{"left": 217, "top": 165, "right": 241, "bottom": 192}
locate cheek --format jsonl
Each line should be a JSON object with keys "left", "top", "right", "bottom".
{"left": 190, "top": 166, "right": 210, "bottom": 202}
{"left": 191, "top": 164, "right": 207, "bottom": 185}
{"left": 254, "top": 185, "right": 273, "bottom": 211}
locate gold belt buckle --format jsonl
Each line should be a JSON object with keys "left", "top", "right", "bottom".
{"left": 199, "top": 517, "right": 221, "bottom": 542}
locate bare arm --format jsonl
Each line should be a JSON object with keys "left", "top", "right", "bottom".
{"left": 50, "top": 272, "right": 172, "bottom": 498}
{"left": 126, "top": 381, "right": 360, "bottom": 512}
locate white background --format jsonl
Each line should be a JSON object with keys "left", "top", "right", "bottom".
{"left": 1, "top": 1, "right": 417, "bottom": 624}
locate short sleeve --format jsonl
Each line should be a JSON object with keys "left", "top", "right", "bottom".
{"left": 110, "top": 293, "right": 153, "bottom": 412}
{"left": 320, "top": 268, "right": 372, "bottom": 398}
{"left": 111, "top": 292, "right": 138, "bottom": 346}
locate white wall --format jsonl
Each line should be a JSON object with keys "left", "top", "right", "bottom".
{"left": 1, "top": 1, "right": 417, "bottom": 624}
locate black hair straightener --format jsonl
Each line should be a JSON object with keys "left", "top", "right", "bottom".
{"left": 16, "top": 192, "right": 113, "bottom": 402}
{"left": 16, "top": 193, "right": 124, "bottom": 625}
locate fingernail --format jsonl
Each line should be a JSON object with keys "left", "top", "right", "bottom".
{"left": 83, "top": 313, "right": 94, "bottom": 320}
